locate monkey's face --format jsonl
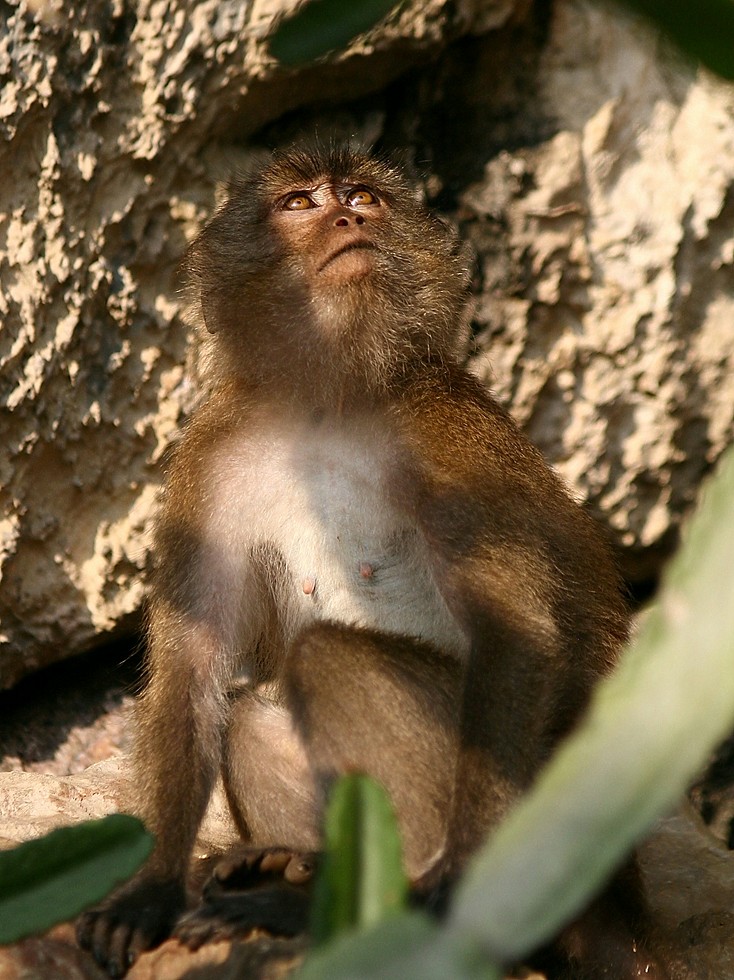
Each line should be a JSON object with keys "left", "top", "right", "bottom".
{"left": 186, "top": 146, "right": 472, "bottom": 398}
{"left": 259, "top": 160, "right": 437, "bottom": 328}
{"left": 269, "top": 180, "right": 385, "bottom": 292}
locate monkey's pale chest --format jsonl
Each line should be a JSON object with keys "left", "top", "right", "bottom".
{"left": 209, "top": 425, "right": 466, "bottom": 657}
{"left": 271, "top": 449, "right": 458, "bottom": 651}
{"left": 280, "top": 484, "right": 431, "bottom": 632}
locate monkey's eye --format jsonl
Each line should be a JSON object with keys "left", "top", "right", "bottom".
{"left": 282, "top": 193, "right": 315, "bottom": 211}
{"left": 346, "top": 187, "right": 379, "bottom": 207}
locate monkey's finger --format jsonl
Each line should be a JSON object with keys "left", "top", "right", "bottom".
{"left": 127, "top": 923, "right": 156, "bottom": 968}
{"left": 176, "top": 908, "right": 218, "bottom": 950}
{"left": 88, "top": 912, "right": 112, "bottom": 965}
{"left": 213, "top": 855, "right": 248, "bottom": 883}
{"left": 75, "top": 909, "right": 97, "bottom": 949}
{"left": 284, "top": 852, "right": 317, "bottom": 885}
{"left": 258, "top": 848, "right": 294, "bottom": 875}
{"left": 94, "top": 919, "right": 133, "bottom": 979}
{"left": 180, "top": 887, "right": 311, "bottom": 943}
{"left": 211, "top": 849, "right": 266, "bottom": 889}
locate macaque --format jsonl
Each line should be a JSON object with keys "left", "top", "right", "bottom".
{"left": 77, "top": 145, "right": 667, "bottom": 978}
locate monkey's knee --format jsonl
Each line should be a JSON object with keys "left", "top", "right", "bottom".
{"left": 285, "top": 622, "right": 357, "bottom": 687}
{"left": 285, "top": 621, "right": 461, "bottom": 711}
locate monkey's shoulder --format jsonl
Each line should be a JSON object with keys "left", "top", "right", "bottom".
{"left": 396, "top": 369, "right": 528, "bottom": 444}
{"left": 389, "top": 369, "right": 556, "bottom": 490}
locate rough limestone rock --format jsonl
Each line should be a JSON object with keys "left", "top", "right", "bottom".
{"left": 0, "top": 758, "right": 238, "bottom": 851}
{"left": 2, "top": 0, "right": 734, "bottom": 683}
{"left": 461, "top": 2, "right": 734, "bottom": 575}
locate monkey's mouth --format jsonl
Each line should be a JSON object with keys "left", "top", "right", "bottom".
{"left": 319, "top": 241, "right": 377, "bottom": 272}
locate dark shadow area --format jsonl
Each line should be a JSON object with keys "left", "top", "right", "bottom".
{"left": 624, "top": 571, "right": 662, "bottom": 610}
{"left": 0, "top": 633, "right": 144, "bottom": 770}
{"left": 248, "top": 1, "right": 555, "bottom": 199}
{"left": 690, "top": 735, "right": 734, "bottom": 849}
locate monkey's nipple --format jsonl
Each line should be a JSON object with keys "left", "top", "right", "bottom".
{"left": 302, "top": 576, "right": 316, "bottom": 596}
{"left": 359, "top": 561, "right": 374, "bottom": 579}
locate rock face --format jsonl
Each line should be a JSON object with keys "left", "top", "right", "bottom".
{"left": 459, "top": 4, "right": 734, "bottom": 573}
{"left": 1, "top": 0, "right": 734, "bottom": 682}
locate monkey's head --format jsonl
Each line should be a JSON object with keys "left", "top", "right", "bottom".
{"left": 186, "top": 144, "right": 472, "bottom": 403}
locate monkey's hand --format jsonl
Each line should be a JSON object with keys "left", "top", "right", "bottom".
{"left": 76, "top": 875, "right": 186, "bottom": 978}
{"left": 176, "top": 848, "right": 316, "bottom": 950}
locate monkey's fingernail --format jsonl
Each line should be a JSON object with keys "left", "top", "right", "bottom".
{"left": 285, "top": 857, "right": 315, "bottom": 884}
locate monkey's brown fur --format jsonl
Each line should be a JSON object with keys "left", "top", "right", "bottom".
{"left": 77, "top": 145, "right": 668, "bottom": 978}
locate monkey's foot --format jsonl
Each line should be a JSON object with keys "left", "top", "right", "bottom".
{"left": 76, "top": 877, "right": 186, "bottom": 978}
{"left": 177, "top": 884, "right": 311, "bottom": 950}
{"left": 205, "top": 845, "right": 318, "bottom": 895}
{"left": 176, "top": 847, "right": 316, "bottom": 951}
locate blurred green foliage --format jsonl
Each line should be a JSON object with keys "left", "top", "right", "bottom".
{"left": 301, "top": 445, "right": 734, "bottom": 976}
{"left": 0, "top": 814, "right": 153, "bottom": 945}
{"left": 311, "top": 773, "right": 408, "bottom": 946}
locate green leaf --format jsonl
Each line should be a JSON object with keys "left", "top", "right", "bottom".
{"left": 311, "top": 773, "right": 408, "bottom": 946}
{"left": 300, "top": 910, "right": 500, "bottom": 980}
{"left": 269, "top": 0, "right": 400, "bottom": 66}
{"left": 0, "top": 814, "right": 153, "bottom": 944}
{"left": 450, "top": 443, "right": 734, "bottom": 961}
{"left": 616, "top": 0, "right": 734, "bottom": 80}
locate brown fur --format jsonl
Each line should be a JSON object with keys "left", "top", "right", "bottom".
{"left": 77, "top": 145, "right": 667, "bottom": 979}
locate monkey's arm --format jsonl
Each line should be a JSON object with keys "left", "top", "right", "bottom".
{"left": 78, "top": 441, "right": 268, "bottom": 975}
{"left": 395, "top": 372, "right": 627, "bottom": 878}
{"left": 76, "top": 610, "right": 233, "bottom": 976}
{"left": 77, "top": 614, "right": 254, "bottom": 975}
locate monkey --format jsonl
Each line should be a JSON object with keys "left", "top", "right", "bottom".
{"left": 76, "top": 144, "right": 669, "bottom": 979}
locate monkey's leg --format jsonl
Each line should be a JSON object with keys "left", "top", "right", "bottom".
{"left": 77, "top": 621, "right": 234, "bottom": 976}
{"left": 284, "top": 629, "right": 667, "bottom": 980}
{"left": 179, "top": 624, "right": 462, "bottom": 948}
{"left": 177, "top": 691, "right": 321, "bottom": 948}
{"left": 224, "top": 626, "right": 461, "bottom": 880}
{"left": 283, "top": 621, "right": 462, "bottom": 882}
{"left": 222, "top": 688, "right": 322, "bottom": 852}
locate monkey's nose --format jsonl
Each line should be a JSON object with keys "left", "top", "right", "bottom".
{"left": 334, "top": 215, "right": 365, "bottom": 227}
